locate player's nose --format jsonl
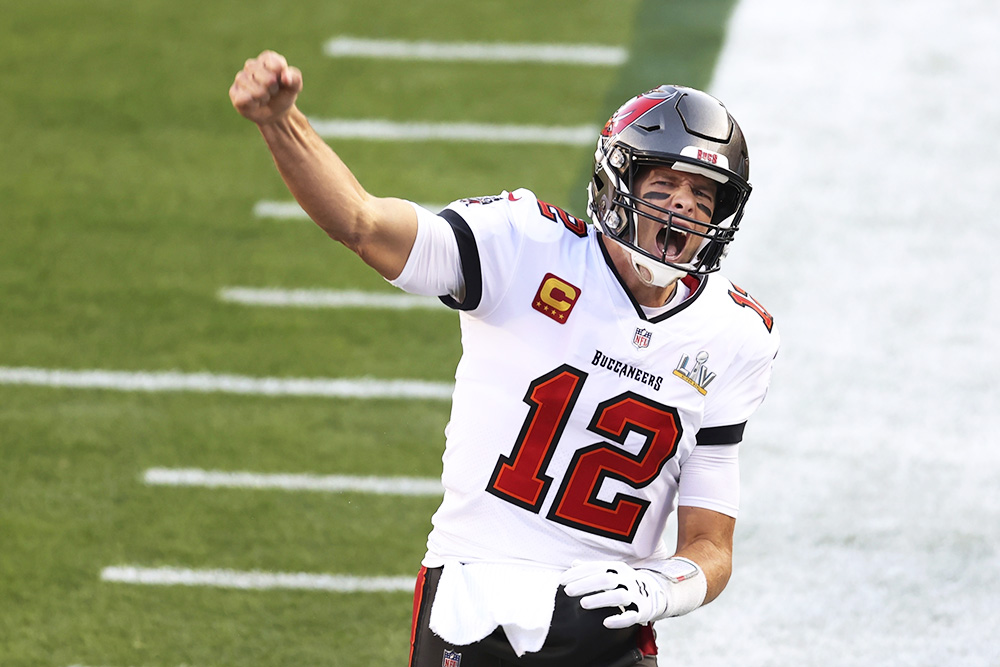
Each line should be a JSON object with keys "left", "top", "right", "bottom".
{"left": 669, "top": 185, "right": 697, "bottom": 214}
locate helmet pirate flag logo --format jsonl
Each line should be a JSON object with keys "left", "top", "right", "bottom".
{"left": 601, "top": 88, "right": 679, "bottom": 138}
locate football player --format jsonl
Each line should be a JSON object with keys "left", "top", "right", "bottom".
{"left": 231, "top": 50, "right": 779, "bottom": 667}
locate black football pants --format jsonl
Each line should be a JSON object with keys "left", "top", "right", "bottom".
{"left": 409, "top": 566, "right": 658, "bottom": 667}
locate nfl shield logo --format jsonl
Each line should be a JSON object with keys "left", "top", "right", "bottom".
{"left": 633, "top": 327, "right": 652, "bottom": 349}
{"left": 442, "top": 650, "right": 462, "bottom": 667}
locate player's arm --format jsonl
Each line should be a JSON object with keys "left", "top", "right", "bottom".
{"left": 560, "top": 445, "right": 738, "bottom": 628}
{"left": 673, "top": 504, "right": 734, "bottom": 605}
{"left": 559, "top": 510, "right": 730, "bottom": 629}
{"left": 229, "top": 50, "right": 416, "bottom": 280}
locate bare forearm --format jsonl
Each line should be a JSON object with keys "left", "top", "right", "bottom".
{"left": 673, "top": 536, "right": 732, "bottom": 604}
{"left": 231, "top": 52, "right": 416, "bottom": 279}
{"left": 674, "top": 505, "right": 735, "bottom": 604}
{"left": 258, "top": 106, "right": 370, "bottom": 247}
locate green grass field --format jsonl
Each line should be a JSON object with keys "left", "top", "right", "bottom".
{"left": 0, "top": 1, "right": 736, "bottom": 664}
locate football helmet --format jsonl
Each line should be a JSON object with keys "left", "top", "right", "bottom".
{"left": 587, "top": 85, "right": 752, "bottom": 287}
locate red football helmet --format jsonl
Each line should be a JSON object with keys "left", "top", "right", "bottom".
{"left": 587, "top": 85, "right": 752, "bottom": 287}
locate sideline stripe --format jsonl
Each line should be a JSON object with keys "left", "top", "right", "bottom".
{"left": 219, "top": 287, "right": 449, "bottom": 310}
{"left": 144, "top": 468, "right": 444, "bottom": 496}
{"left": 101, "top": 566, "right": 415, "bottom": 592}
{"left": 308, "top": 118, "right": 598, "bottom": 146}
{"left": 323, "top": 36, "right": 627, "bottom": 67}
{"left": 0, "top": 367, "right": 454, "bottom": 400}
{"left": 253, "top": 200, "right": 447, "bottom": 219}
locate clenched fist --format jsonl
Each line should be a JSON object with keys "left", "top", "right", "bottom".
{"left": 229, "top": 50, "right": 303, "bottom": 125}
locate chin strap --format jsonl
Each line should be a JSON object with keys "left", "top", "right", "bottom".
{"left": 625, "top": 246, "right": 687, "bottom": 288}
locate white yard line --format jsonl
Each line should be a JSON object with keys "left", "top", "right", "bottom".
{"left": 252, "top": 200, "right": 312, "bottom": 219}
{"left": 219, "top": 287, "right": 449, "bottom": 310}
{"left": 144, "top": 468, "right": 443, "bottom": 496}
{"left": 308, "top": 118, "right": 598, "bottom": 146}
{"left": 253, "top": 200, "right": 447, "bottom": 219}
{"left": 0, "top": 367, "right": 453, "bottom": 400}
{"left": 101, "top": 565, "right": 415, "bottom": 592}
{"left": 323, "top": 36, "right": 627, "bottom": 66}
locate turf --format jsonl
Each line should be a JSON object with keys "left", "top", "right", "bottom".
{"left": 0, "top": 0, "right": 736, "bottom": 664}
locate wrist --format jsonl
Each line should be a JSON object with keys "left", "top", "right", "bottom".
{"left": 652, "top": 557, "right": 707, "bottom": 619}
{"left": 256, "top": 104, "right": 302, "bottom": 133}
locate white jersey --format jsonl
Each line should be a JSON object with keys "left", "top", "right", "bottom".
{"left": 396, "top": 189, "right": 779, "bottom": 571}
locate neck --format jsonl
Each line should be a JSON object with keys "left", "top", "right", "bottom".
{"left": 631, "top": 277, "right": 678, "bottom": 308}
{"left": 602, "top": 237, "right": 678, "bottom": 308}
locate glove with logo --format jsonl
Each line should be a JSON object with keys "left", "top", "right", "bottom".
{"left": 559, "top": 558, "right": 706, "bottom": 629}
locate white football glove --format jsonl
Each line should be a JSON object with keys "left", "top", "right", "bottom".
{"left": 559, "top": 558, "right": 706, "bottom": 629}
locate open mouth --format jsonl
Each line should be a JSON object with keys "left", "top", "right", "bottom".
{"left": 657, "top": 226, "right": 689, "bottom": 261}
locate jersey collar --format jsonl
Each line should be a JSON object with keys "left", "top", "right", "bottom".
{"left": 596, "top": 234, "right": 708, "bottom": 323}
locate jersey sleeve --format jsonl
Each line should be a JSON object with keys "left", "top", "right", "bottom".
{"left": 388, "top": 202, "right": 465, "bottom": 298}
{"left": 699, "top": 305, "right": 780, "bottom": 435}
{"left": 434, "top": 190, "right": 542, "bottom": 316}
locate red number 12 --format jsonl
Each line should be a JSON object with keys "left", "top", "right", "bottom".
{"left": 487, "top": 365, "right": 682, "bottom": 542}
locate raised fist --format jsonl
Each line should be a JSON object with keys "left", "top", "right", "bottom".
{"left": 229, "top": 50, "right": 303, "bottom": 125}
